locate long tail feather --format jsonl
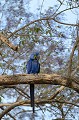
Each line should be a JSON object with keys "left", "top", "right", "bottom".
{"left": 30, "top": 84, "right": 35, "bottom": 113}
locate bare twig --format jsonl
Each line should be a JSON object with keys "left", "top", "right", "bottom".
{"left": 49, "top": 86, "right": 65, "bottom": 100}
{"left": 7, "top": 6, "right": 79, "bottom": 39}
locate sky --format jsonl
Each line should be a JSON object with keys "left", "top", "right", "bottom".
{"left": 0, "top": 0, "right": 79, "bottom": 30}
{"left": 29, "top": 0, "right": 79, "bottom": 24}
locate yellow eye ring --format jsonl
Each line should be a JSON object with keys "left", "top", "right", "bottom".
{"left": 34, "top": 55, "right": 37, "bottom": 59}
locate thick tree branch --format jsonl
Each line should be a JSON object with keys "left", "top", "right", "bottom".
{"left": 0, "top": 33, "right": 18, "bottom": 51}
{"left": 0, "top": 100, "right": 26, "bottom": 119}
{"left": 0, "top": 74, "right": 79, "bottom": 93}
{"left": 0, "top": 107, "right": 16, "bottom": 120}
{"left": 0, "top": 98, "right": 79, "bottom": 119}
{"left": 68, "top": 38, "right": 78, "bottom": 77}
{"left": 1, "top": 99, "right": 79, "bottom": 107}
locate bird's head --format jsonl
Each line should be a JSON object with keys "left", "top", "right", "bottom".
{"left": 30, "top": 52, "right": 40, "bottom": 60}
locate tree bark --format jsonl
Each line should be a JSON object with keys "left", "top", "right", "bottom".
{"left": 0, "top": 74, "right": 79, "bottom": 93}
{"left": 0, "top": 33, "right": 18, "bottom": 51}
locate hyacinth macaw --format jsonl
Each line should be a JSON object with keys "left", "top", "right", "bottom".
{"left": 27, "top": 52, "right": 40, "bottom": 113}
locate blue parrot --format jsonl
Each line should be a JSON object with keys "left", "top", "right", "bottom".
{"left": 27, "top": 52, "right": 40, "bottom": 113}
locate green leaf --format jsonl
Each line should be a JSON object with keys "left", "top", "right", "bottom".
{"left": 46, "top": 30, "right": 50, "bottom": 35}
{"left": 0, "top": 97, "right": 2, "bottom": 102}
{"left": 34, "top": 27, "right": 41, "bottom": 33}
{"left": 22, "top": 40, "right": 25, "bottom": 45}
{"left": 0, "top": 63, "right": 2, "bottom": 67}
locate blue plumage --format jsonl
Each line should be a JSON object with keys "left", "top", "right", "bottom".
{"left": 27, "top": 59, "right": 40, "bottom": 74}
{"left": 26, "top": 52, "right": 40, "bottom": 113}
{"left": 27, "top": 52, "right": 40, "bottom": 74}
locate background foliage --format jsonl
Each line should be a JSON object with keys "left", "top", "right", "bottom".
{"left": 0, "top": 0, "right": 79, "bottom": 119}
